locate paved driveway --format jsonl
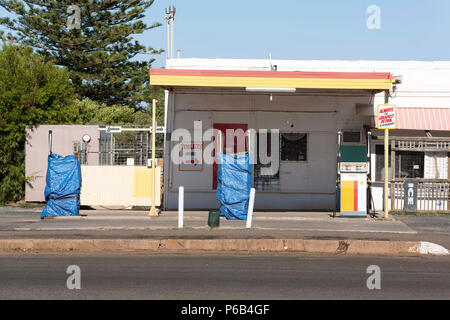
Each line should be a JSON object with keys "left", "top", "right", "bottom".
{"left": 8, "top": 210, "right": 417, "bottom": 235}
{"left": 396, "top": 215, "right": 450, "bottom": 236}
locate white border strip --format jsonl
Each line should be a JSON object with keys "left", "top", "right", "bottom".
{"left": 409, "top": 242, "right": 449, "bottom": 256}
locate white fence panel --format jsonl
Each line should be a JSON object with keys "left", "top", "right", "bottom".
{"left": 80, "top": 166, "right": 161, "bottom": 207}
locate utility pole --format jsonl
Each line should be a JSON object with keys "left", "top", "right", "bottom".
{"left": 165, "top": 6, "right": 176, "bottom": 59}
{"left": 171, "top": 8, "right": 175, "bottom": 59}
{"left": 166, "top": 12, "right": 170, "bottom": 59}
{"left": 384, "top": 90, "right": 390, "bottom": 219}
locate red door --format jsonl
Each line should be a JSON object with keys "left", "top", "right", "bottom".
{"left": 213, "top": 123, "right": 248, "bottom": 190}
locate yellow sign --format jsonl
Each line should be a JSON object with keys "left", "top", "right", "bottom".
{"left": 377, "top": 104, "right": 397, "bottom": 129}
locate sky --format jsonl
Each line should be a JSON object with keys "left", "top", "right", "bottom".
{"left": 140, "top": 0, "right": 450, "bottom": 67}
{"left": 1, "top": 0, "right": 450, "bottom": 67}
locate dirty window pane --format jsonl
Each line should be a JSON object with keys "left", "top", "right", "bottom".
{"left": 343, "top": 131, "right": 361, "bottom": 143}
{"left": 375, "top": 144, "right": 391, "bottom": 181}
{"left": 281, "top": 133, "right": 307, "bottom": 161}
{"left": 254, "top": 132, "right": 280, "bottom": 191}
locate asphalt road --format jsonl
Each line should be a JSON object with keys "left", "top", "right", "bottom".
{"left": 0, "top": 254, "right": 449, "bottom": 300}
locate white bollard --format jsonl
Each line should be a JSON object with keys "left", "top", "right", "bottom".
{"left": 246, "top": 188, "right": 256, "bottom": 229}
{"left": 178, "top": 186, "right": 184, "bottom": 228}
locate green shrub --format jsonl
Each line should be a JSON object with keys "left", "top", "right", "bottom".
{"left": 0, "top": 44, "right": 75, "bottom": 204}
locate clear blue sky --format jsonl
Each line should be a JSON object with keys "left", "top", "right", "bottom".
{"left": 2, "top": 0, "right": 450, "bottom": 67}
{"left": 142, "top": 0, "right": 450, "bottom": 67}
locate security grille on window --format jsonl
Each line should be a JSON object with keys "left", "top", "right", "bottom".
{"left": 375, "top": 145, "right": 424, "bottom": 180}
{"left": 281, "top": 133, "right": 307, "bottom": 161}
{"left": 73, "top": 141, "right": 87, "bottom": 165}
{"left": 396, "top": 151, "right": 424, "bottom": 179}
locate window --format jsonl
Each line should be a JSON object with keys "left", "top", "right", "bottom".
{"left": 254, "top": 132, "right": 280, "bottom": 191}
{"left": 375, "top": 145, "right": 391, "bottom": 181}
{"left": 396, "top": 151, "right": 424, "bottom": 179}
{"left": 375, "top": 145, "right": 424, "bottom": 181}
{"left": 281, "top": 133, "right": 307, "bottom": 161}
{"left": 343, "top": 131, "right": 361, "bottom": 144}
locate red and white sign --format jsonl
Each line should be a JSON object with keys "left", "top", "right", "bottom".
{"left": 377, "top": 104, "right": 397, "bottom": 129}
{"left": 180, "top": 142, "right": 203, "bottom": 172}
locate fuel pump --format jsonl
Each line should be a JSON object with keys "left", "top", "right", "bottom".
{"left": 337, "top": 131, "right": 370, "bottom": 217}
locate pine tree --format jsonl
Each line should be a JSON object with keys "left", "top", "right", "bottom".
{"left": 0, "top": 0, "right": 162, "bottom": 108}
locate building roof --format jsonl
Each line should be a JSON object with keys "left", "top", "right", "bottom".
{"left": 150, "top": 68, "right": 393, "bottom": 90}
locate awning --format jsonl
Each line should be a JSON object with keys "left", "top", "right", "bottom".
{"left": 150, "top": 69, "right": 393, "bottom": 90}
{"left": 397, "top": 108, "right": 450, "bottom": 131}
{"left": 373, "top": 108, "right": 450, "bottom": 131}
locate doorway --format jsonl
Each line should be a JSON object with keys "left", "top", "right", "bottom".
{"left": 212, "top": 123, "right": 248, "bottom": 189}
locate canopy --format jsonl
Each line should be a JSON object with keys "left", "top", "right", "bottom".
{"left": 150, "top": 68, "right": 393, "bottom": 91}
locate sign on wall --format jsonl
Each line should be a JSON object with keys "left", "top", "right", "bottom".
{"left": 106, "top": 126, "right": 122, "bottom": 133}
{"left": 179, "top": 142, "right": 203, "bottom": 172}
{"left": 150, "top": 126, "right": 166, "bottom": 134}
{"left": 377, "top": 104, "right": 397, "bottom": 129}
{"left": 404, "top": 180, "right": 418, "bottom": 212}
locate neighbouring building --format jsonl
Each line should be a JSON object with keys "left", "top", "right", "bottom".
{"left": 25, "top": 125, "right": 162, "bottom": 207}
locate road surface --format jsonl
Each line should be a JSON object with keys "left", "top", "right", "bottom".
{"left": 0, "top": 253, "right": 449, "bottom": 300}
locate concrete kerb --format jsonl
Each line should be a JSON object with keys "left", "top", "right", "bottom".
{"left": 0, "top": 238, "right": 448, "bottom": 256}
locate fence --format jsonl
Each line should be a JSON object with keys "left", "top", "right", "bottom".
{"left": 80, "top": 166, "right": 161, "bottom": 207}
{"left": 73, "top": 130, "right": 164, "bottom": 207}
{"left": 390, "top": 180, "right": 450, "bottom": 212}
{"left": 73, "top": 131, "right": 164, "bottom": 166}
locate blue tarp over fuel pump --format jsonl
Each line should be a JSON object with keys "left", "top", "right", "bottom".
{"left": 41, "top": 130, "right": 82, "bottom": 218}
{"left": 216, "top": 153, "right": 253, "bottom": 220}
{"left": 41, "top": 153, "right": 82, "bottom": 219}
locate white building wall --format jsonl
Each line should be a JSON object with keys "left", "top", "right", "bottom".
{"left": 166, "top": 91, "right": 372, "bottom": 210}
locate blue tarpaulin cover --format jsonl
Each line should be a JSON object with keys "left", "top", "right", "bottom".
{"left": 41, "top": 154, "right": 82, "bottom": 219}
{"left": 216, "top": 153, "right": 253, "bottom": 220}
